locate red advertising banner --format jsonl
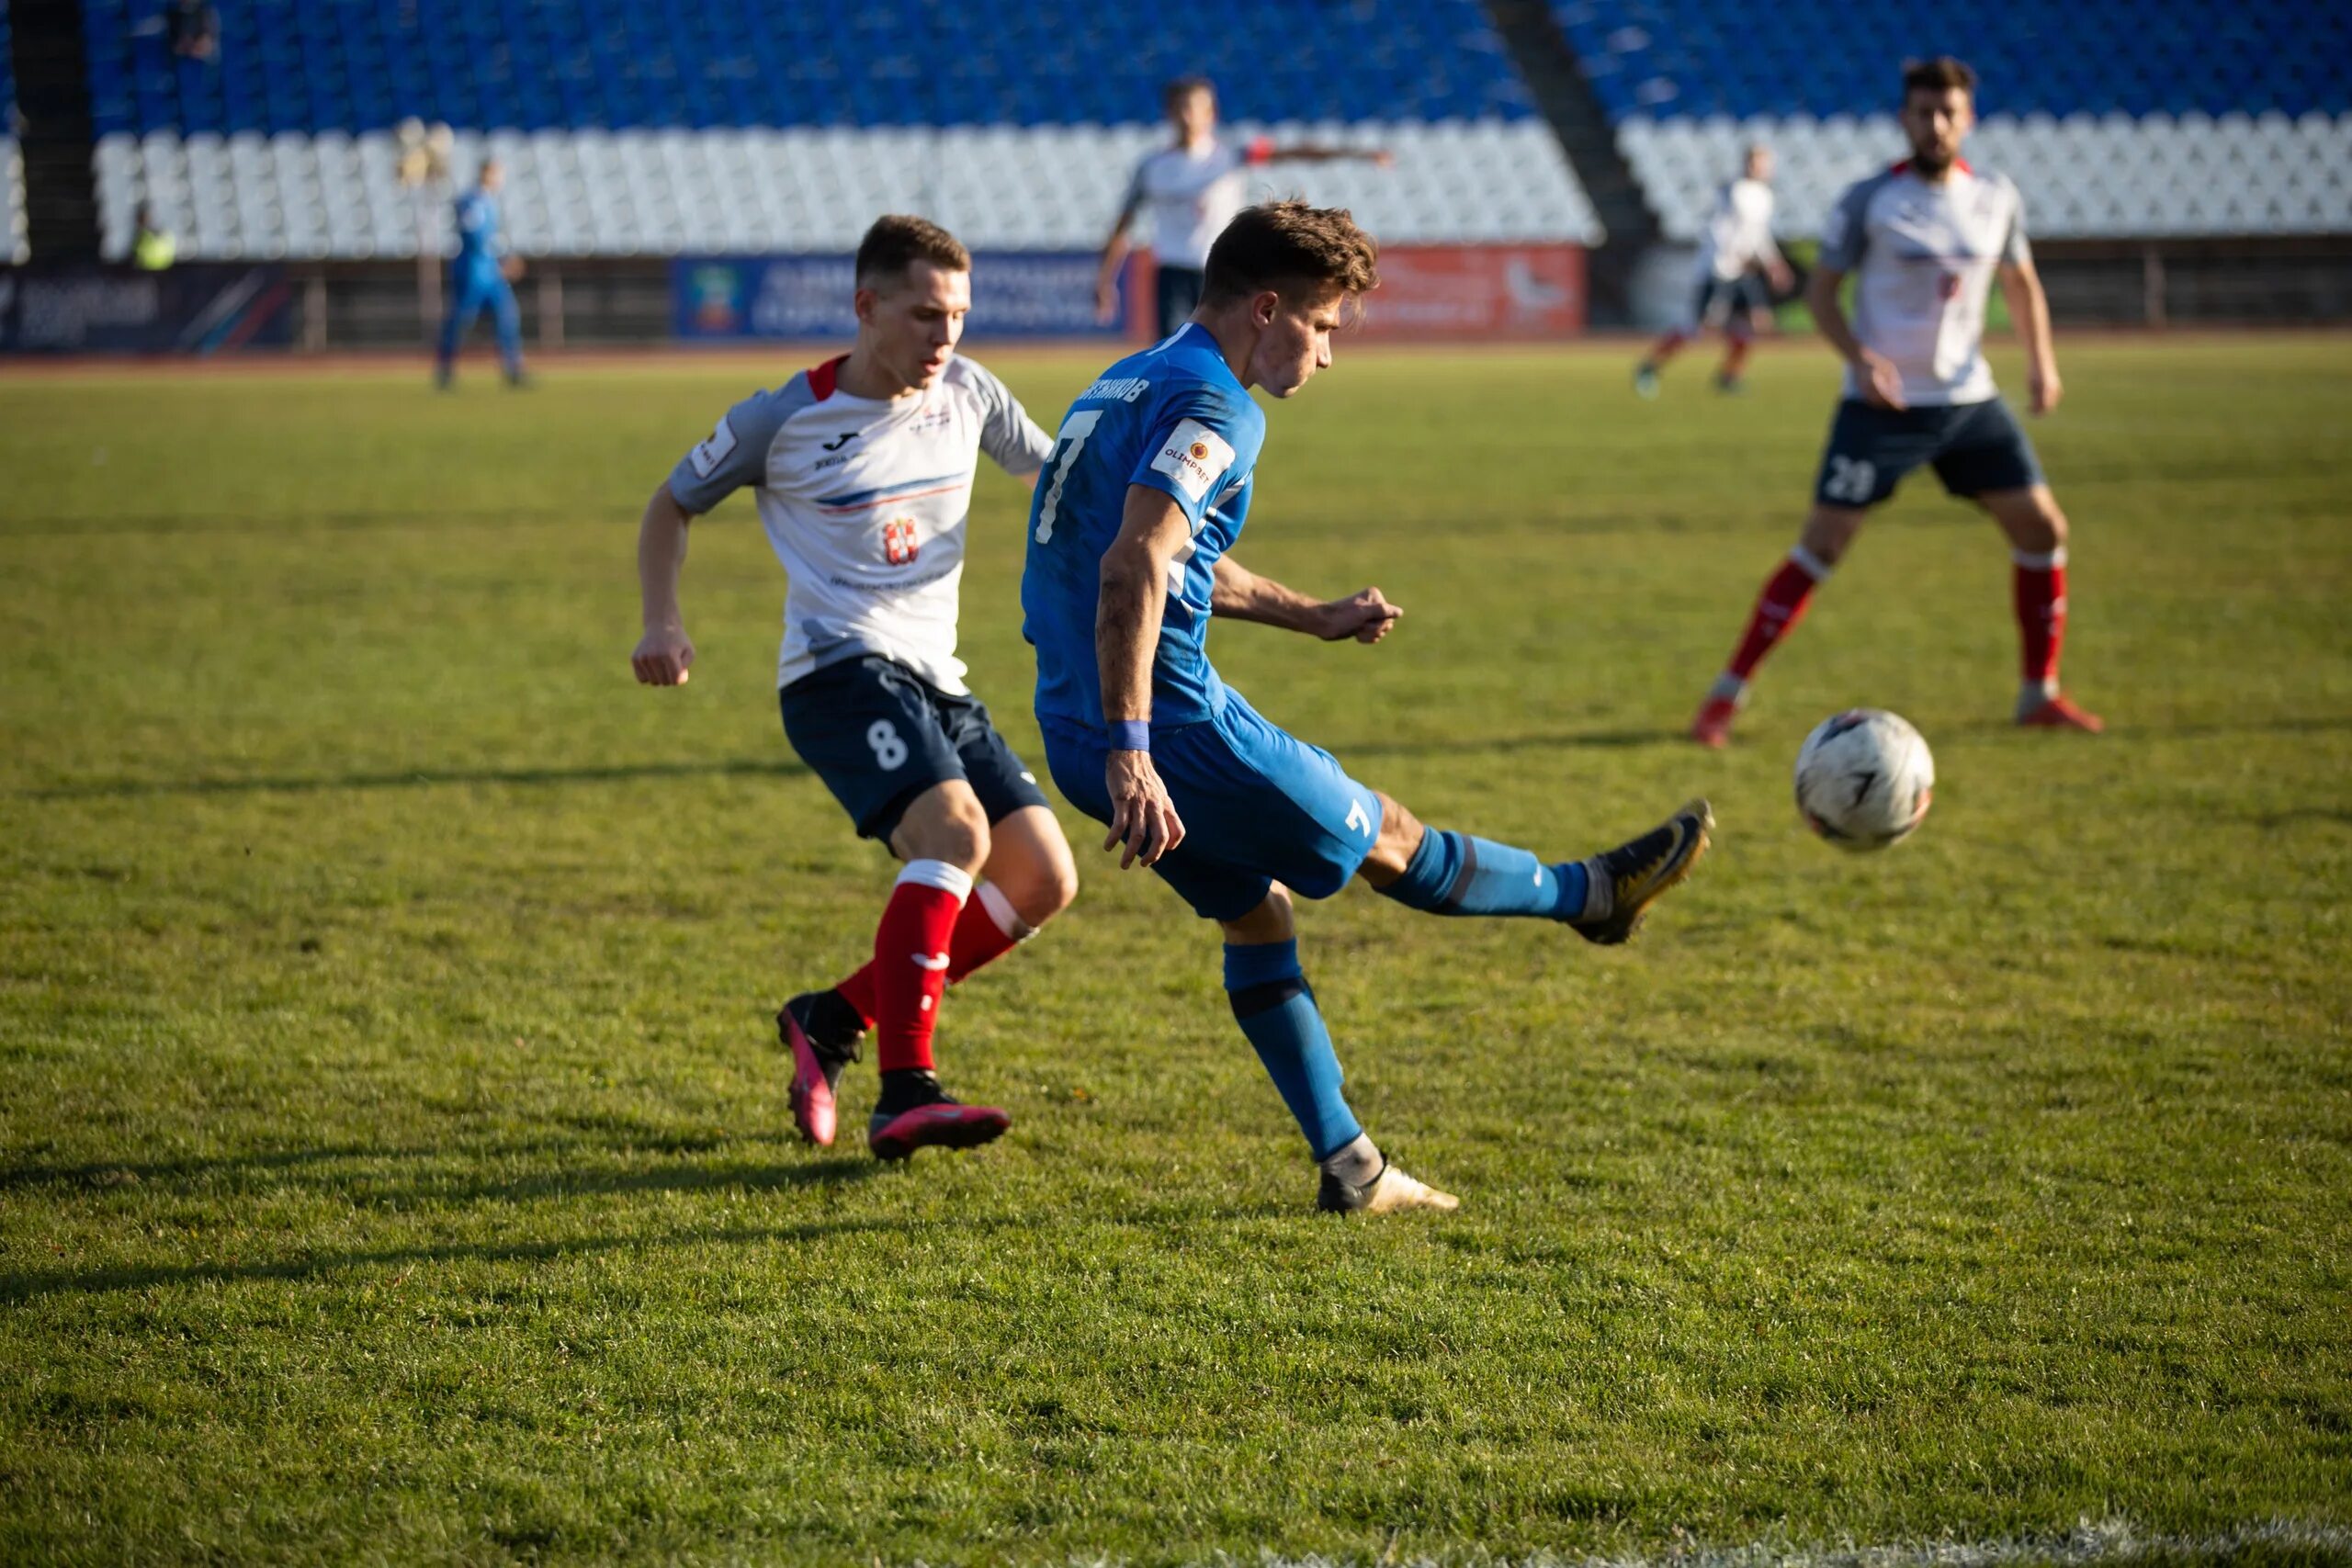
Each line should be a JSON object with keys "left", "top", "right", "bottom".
{"left": 1351, "top": 243, "right": 1588, "bottom": 338}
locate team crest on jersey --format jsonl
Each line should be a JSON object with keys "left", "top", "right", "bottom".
{"left": 882, "top": 516, "right": 919, "bottom": 566}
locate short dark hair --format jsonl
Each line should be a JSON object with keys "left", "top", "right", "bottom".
{"left": 1902, "top": 56, "right": 1977, "bottom": 98}
{"left": 1202, "top": 200, "right": 1380, "bottom": 306}
{"left": 1163, "top": 75, "right": 1214, "bottom": 108}
{"left": 854, "top": 214, "right": 970, "bottom": 290}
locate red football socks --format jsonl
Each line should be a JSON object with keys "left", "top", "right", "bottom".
{"left": 835, "top": 879, "right": 1028, "bottom": 1031}
{"left": 1724, "top": 547, "right": 1830, "bottom": 683}
{"left": 867, "top": 861, "right": 972, "bottom": 1075}
{"left": 2013, "top": 547, "right": 2068, "bottom": 694}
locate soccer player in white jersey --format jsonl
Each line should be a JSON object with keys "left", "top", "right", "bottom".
{"left": 1094, "top": 76, "right": 1392, "bottom": 339}
{"left": 1634, "top": 143, "right": 1792, "bottom": 397}
{"left": 1690, "top": 58, "right": 2103, "bottom": 747}
{"left": 631, "top": 216, "right": 1078, "bottom": 1161}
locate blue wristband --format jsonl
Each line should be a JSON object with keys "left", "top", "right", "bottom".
{"left": 1108, "top": 719, "right": 1150, "bottom": 752}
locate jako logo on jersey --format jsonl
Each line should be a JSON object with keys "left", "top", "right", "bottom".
{"left": 1150, "top": 419, "right": 1236, "bottom": 503}
{"left": 820, "top": 432, "right": 858, "bottom": 451}
{"left": 883, "top": 517, "right": 919, "bottom": 565}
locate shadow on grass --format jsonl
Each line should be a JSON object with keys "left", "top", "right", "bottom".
{"left": 0, "top": 1204, "right": 931, "bottom": 1304}
{"left": 1340, "top": 727, "right": 1682, "bottom": 759}
{"left": 17, "top": 757, "right": 808, "bottom": 801}
{"left": 1944, "top": 715, "right": 2352, "bottom": 740}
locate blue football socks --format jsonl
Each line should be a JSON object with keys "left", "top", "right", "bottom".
{"left": 1376, "top": 827, "right": 1595, "bottom": 921}
{"left": 1223, "top": 940, "right": 1362, "bottom": 1161}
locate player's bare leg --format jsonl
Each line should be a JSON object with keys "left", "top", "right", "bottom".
{"left": 1692, "top": 503, "right": 1868, "bottom": 746}
{"left": 1716, "top": 311, "right": 1764, "bottom": 393}
{"left": 786, "top": 803, "right": 1074, "bottom": 1146}
{"left": 1634, "top": 329, "right": 1690, "bottom": 398}
{"left": 778, "top": 780, "right": 1014, "bottom": 1156}
{"left": 1979, "top": 484, "right": 2102, "bottom": 732}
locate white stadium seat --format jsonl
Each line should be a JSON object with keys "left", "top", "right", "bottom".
{"left": 1620, "top": 111, "right": 2352, "bottom": 244}
{"left": 85, "top": 117, "right": 1602, "bottom": 261}
{"left": 3, "top": 138, "right": 25, "bottom": 265}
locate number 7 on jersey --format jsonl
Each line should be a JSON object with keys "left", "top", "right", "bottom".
{"left": 1033, "top": 409, "right": 1104, "bottom": 544}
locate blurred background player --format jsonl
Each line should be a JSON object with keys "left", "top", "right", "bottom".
{"left": 1094, "top": 76, "right": 1394, "bottom": 338}
{"left": 433, "top": 158, "right": 527, "bottom": 389}
{"left": 1634, "top": 143, "right": 1791, "bottom": 397}
{"left": 1690, "top": 59, "right": 2102, "bottom": 747}
{"left": 1031, "top": 201, "right": 1712, "bottom": 1215}
{"left": 631, "top": 216, "right": 1078, "bottom": 1161}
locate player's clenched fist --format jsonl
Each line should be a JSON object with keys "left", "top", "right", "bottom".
{"left": 1103, "top": 748, "right": 1184, "bottom": 869}
{"left": 1318, "top": 587, "right": 1402, "bottom": 644}
{"left": 632, "top": 626, "right": 695, "bottom": 686}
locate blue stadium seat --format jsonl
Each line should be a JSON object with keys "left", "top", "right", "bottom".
{"left": 82, "top": 0, "right": 1536, "bottom": 136}
{"left": 1553, "top": 0, "right": 2351, "bottom": 122}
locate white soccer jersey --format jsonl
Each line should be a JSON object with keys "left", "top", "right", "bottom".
{"left": 1694, "top": 176, "right": 1781, "bottom": 282}
{"left": 665, "top": 354, "right": 1053, "bottom": 694}
{"left": 1121, "top": 137, "right": 1272, "bottom": 270}
{"left": 1819, "top": 161, "right": 2031, "bottom": 407}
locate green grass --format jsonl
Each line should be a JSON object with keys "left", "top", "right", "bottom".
{"left": 2, "top": 338, "right": 2347, "bottom": 1565}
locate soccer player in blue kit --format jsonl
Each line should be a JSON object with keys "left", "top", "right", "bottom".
{"left": 1023, "top": 201, "right": 1714, "bottom": 1214}
{"left": 434, "top": 158, "right": 528, "bottom": 389}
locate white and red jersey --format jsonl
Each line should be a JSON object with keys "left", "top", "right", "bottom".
{"left": 665, "top": 354, "right": 1053, "bottom": 694}
{"left": 1121, "top": 136, "right": 1274, "bottom": 270}
{"left": 1694, "top": 176, "right": 1782, "bottom": 282}
{"left": 1819, "top": 161, "right": 2031, "bottom": 407}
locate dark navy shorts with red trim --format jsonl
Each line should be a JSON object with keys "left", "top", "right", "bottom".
{"left": 1812, "top": 396, "right": 2046, "bottom": 509}
{"left": 779, "top": 656, "right": 1049, "bottom": 843}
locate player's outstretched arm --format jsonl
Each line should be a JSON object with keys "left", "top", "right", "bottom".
{"left": 1096, "top": 486, "right": 1193, "bottom": 867}
{"left": 1265, "top": 142, "right": 1395, "bottom": 169}
{"left": 1210, "top": 556, "right": 1400, "bottom": 643}
{"left": 632, "top": 482, "right": 696, "bottom": 686}
{"left": 1094, "top": 196, "right": 1142, "bottom": 324}
{"left": 1999, "top": 259, "right": 2062, "bottom": 415}
{"left": 1807, "top": 265, "right": 1905, "bottom": 410}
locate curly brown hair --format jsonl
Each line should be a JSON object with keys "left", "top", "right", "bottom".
{"left": 1201, "top": 200, "right": 1380, "bottom": 305}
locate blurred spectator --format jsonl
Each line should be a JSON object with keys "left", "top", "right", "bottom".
{"left": 132, "top": 205, "right": 178, "bottom": 271}
{"left": 167, "top": 0, "right": 219, "bottom": 62}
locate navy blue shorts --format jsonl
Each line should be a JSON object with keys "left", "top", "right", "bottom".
{"left": 1155, "top": 265, "right": 1205, "bottom": 340}
{"left": 779, "top": 656, "right": 1049, "bottom": 843}
{"left": 1692, "top": 274, "right": 1770, "bottom": 331}
{"left": 1040, "top": 689, "right": 1384, "bottom": 923}
{"left": 1813, "top": 396, "right": 2046, "bottom": 509}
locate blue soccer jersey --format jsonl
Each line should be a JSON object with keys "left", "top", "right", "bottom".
{"left": 453, "top": 188, "right": 504, "bottom": 283}
{"left": 1022, "top": 322, "right": 1266, "bottom": 731}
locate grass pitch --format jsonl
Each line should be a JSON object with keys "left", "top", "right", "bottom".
{"left": 1, "top": 337, "right": 2347, "bottom": 1565}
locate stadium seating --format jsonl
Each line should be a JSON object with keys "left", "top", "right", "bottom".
{"left": 1559, "top": 0, "right": 2352, "bottom": 241}
{"left": 82, "top": 0, "right": 1601, "bottom": 262}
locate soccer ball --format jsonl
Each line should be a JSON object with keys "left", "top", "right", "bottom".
{"left": 1793, "top": 708, "right": 1935, "bottom": 851}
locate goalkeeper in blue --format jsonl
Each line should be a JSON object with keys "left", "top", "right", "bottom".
{"left": 1021, "top": 201, "right": 1713, "bottom": 1215}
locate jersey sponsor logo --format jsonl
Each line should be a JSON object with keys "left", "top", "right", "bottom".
{"left": 1078, "top": 375, "right": 1151, "bottom": 404}
{"left": 882, "top": 516, "right": 920, "bottom": 566}
{"left": 688, "top": 414, "right": 738, "bottom": 479}
{"left": 820, "top": 432, "right": 858, "bottom": 451}
{"left": 1149, "top": 419, "right": 1235, "bottom": 503}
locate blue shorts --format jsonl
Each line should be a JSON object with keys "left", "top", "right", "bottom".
{"left": 1813, "top": 396, "right": 2046, "bottom": 509}
{"left": 1039, "top": 690, "right": 1384, "bottom": 923}
{"left": 780, "top": 656, "right": 1049, "bottom": 842}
